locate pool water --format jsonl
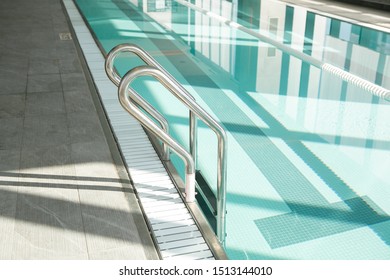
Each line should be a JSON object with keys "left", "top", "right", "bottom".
{"left": 75, "top": 0, "right": 390, "bottom": 259}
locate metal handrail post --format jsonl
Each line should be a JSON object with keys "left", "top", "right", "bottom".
{"left": 189, "top": 111, "right": 198, "bottom": 169}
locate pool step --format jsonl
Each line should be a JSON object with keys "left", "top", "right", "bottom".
{"left": 195, "top": 171, "right": 217, "bottom": 233}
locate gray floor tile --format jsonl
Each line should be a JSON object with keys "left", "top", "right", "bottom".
{"left": 53, "top": 25, "right": 71, "bottom": 35}
{"left": 59, "top": 56, "right": 83, "bottom": 73}
{"left": 0, "top": 71, "right": 27, "bottom": 95}
{"left": 79, "top": 198, "right": 147, "bottom": 258}
{"left": 0, "top": 94, "right": 25, "bottom": 118}
{"left": 88, "top": 244, "right": 148, "bottom": 260}
{"left": 56, "top": 40, "right": 77, "bottom": 57}
{"left": 29, "top": 47, "right": 58, "bottom": 60}
{"left": 71, "top": 141, "right": 113, "bottom": 169}
{"left": 70, "top": 141, "right": 123, "bottom": 191}
{"left": 27, "top": 74, "right": 62, "bottom": 93}
{"left": 0, "top": 149, "right": 20, "bottom": 172}
{"left": 25, "top": 91, "right": 65, "bottom": 116}
{"left": 20, "top": 144, "right": 75, "bottom": 175}
{"left": 29, "top": 36, "right": 57, "bottom": 50}
{"left": 52, "top": 16, "right": 68, "bottom": 29}
{"left": 68, "top": 112, "right": 105, "bottom": 143}
{"left": 28, "top": 58, "right": 60, "bottom": 75}
{"left": 0, "top": 35, "right": 31, "bottom": 53}
{"left": 52, "top": 11, "right": 67, "bottom": 21}
{"left": 17, "top": 143, "right": 83, "bottom": 253}
{"left": 22, "top": 114, "right": 70, "bottom": 148}
{"left": 70, "top": 141, "right": 153, "bottom": 258}
{"left": 0, "top": 117, "right": 23, "bottom": 149}
{"left": 0, "top": 149, "right": 19, "bottom": 259}
{"left": 61, "top": 72, "right": 89, "bottom": 92}
{"left": 0, "top": 54, "right": 29, "bottom": 73}
{"left": 0, "top": 186, "right": 17, "bottom": 259}
{"left": 64, "top": 89, "right": 96, "bottom": 113}
{"left": 13, "top": 190, "right": 88, "bottom": 259}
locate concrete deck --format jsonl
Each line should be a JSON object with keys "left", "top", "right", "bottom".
{"left": 0, "top": 0, "right": 158, "bottom": 259}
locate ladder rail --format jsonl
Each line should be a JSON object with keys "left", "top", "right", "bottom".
{"left": 118, "top": 64, "right": 228, "bottom": 245}
{"left": 105, "top": 45, "right": 171, "bottom": 160}
{"left": 105, "top": 44, "right": 204, "bottom": 163}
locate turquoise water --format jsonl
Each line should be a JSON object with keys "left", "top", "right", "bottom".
{"left": 75, "top": 0, "right": 390, "bottom": 259}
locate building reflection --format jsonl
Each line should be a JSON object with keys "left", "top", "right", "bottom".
{"left": 133, "top": 0, "right": 390, "bottom": 104}
{"left": 128, "top": 0, "right": 389, "bottom": 153}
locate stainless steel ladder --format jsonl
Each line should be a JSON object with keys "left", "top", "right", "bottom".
{"left": 105, "top": 44, "right": 228, "bottom": 245}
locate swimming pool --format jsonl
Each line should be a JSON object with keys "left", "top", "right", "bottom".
{"left": 74, "top": 0, "right": 390, "bottom": 259}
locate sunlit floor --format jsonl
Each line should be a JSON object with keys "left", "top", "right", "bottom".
{"left": 0, "top": 0, "right": 158, "bottom": 259}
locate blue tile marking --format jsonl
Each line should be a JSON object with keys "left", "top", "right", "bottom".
{"left": 249, "top": 97, "right": 390, "bottom": 248}
{"left": 255, "top": 196, "right": 390, "bottom": 249}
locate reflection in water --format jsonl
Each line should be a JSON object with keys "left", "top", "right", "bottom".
{"left": 136, "top": 1, "right": 390, "bottom": 101}
{"left": 132, "top": 0, "right": 390, "bottom": 145}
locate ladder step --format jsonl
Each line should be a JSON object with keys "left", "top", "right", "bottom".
{"left": 195, "top": 170, "right": 217, "bottom": 233}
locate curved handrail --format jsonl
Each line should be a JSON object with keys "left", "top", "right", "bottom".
{"left": 105, "top": 46, "right": 170, "bottom": 160}
{"left": 105, "top": 44, "right": 204, "bottom": 162}
{"left": 118, "top": 66, "right": 196, "bottom": 203}
{"left": 105, "top": 43, "right": 196, "bottom": 101}
{"left": 119, "top": 65, "right": 228, "bottom": 244}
